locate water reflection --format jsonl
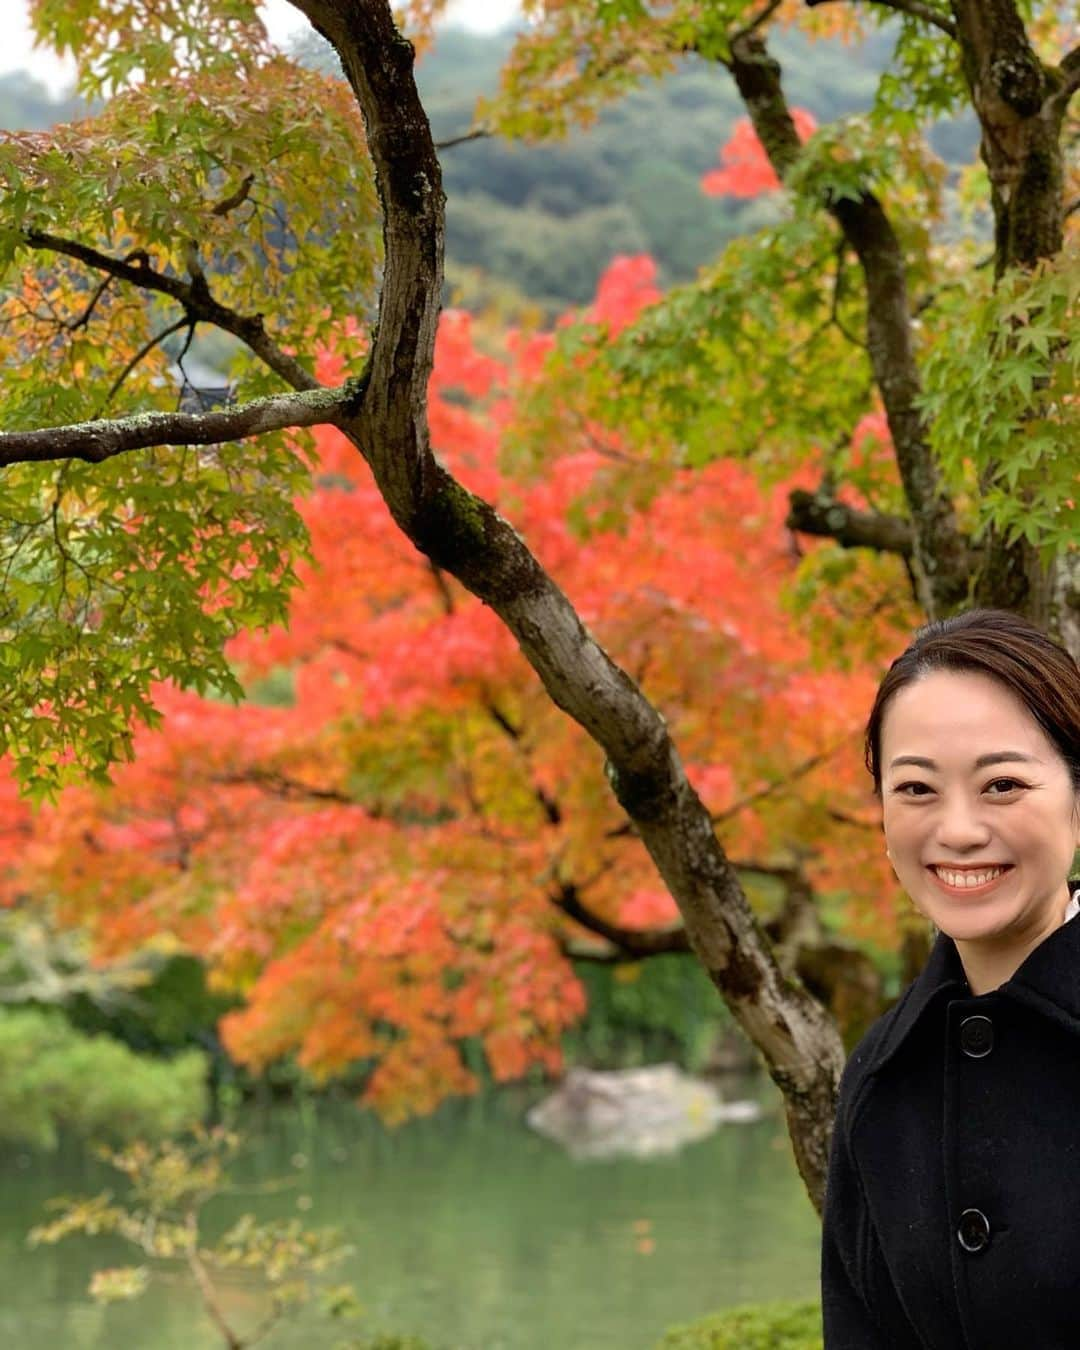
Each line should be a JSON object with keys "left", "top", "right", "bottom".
{"left": 0, "top": 1075, "right": 820, "bottom": 1349}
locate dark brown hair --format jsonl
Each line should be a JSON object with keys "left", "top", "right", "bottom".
{"left": 864, "top": 608, "right": 1080, "bottom": 799}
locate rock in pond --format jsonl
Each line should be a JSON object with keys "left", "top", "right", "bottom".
{"left": 526, "top": 1063, "right": 763, "bottom": 1160}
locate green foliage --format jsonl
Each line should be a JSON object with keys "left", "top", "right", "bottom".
{"left": 0, "top": 1007, "right": 207, "bottom": 1149}
{"left": 786, "top": 115, "right": 947, "bottom": 222}
{"left": 566, "top": 953, "right": 731, "bottom": 1071}
{"left": 920, "top": 249, "right": 1080, "bottom": 566}
{"left": 67, "top": 952, "right": 237, "bottom": 1054}
{"left": 508, "top": 210, "right": 875, "bottom": 493}
{"left": 873, "top": 14, "right": 970, "bottom": 129}
{"left": 657, "top": 1300, "right": 823, "bottom": 1349}
{"left": 30, "top": 0, "right": 268, "bottom": 99}
{"left": 0, "top": 436, "right": 311, "bottom": 797}
{"left": 29, "top": 1128, "right": 361, "bottom": 1349}
{"left": 0, "top": 16, "right": 382, "bottom": 799}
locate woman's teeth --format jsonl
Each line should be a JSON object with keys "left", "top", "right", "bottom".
{"left": 931, "top": 866, "right": 1007, "bottom": 888}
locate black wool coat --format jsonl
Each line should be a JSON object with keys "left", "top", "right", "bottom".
{"left": 821, "top": 887, "right": 1080, "bottom": 1350}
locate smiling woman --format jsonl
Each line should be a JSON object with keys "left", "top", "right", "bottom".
{"left": 821, "top": 608, "right": 1080, "bottom": 1350}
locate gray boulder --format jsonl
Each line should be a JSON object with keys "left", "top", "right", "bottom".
{"left": 526, "top": 1062, "right": 763, "bottom": 1160}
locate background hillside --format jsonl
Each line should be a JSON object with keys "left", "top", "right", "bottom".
{"left": 1, "top": 24, "right": 974, "bottom": 313}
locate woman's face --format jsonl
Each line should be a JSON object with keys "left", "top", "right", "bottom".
{"left": 880, "top": 669, "right": 1080, "bottom": 945}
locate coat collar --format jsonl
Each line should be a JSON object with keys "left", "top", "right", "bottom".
{"left": 865, "top": 880, "right": 1080, "bottom": 1078}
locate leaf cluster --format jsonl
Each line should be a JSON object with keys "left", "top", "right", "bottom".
{"left": 920, "top": 247, "right": 1080, "bottom": 565}
{"left": 29, "top": 0, "right": 271, "bottom": 99}
{"left": 0, "top": 432, "right": 310, "bottom": 797}
{"left": 30, "top": 1127, "right": 360, "bottom": 1343}
{"left": 508, "top": 213, "right": 874, "bottom": 489}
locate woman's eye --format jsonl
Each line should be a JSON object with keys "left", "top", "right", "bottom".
{"left": 986, "top": 778, "right": 1024, "bottom": 794}
{"left": 894, "top": 782, "right": 932, "bottom": 797}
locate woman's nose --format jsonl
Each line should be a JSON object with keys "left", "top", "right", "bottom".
{"left": 934, "top": 796, "right": 992, "bottom": 849}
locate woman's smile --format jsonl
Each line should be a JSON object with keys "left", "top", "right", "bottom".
{"left": 926, "top": 863, "right": 1014, "bottom": 898}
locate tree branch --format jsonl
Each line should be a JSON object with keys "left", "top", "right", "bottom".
{"left": 434, "top": 128, "right": 491, "bottom": 151}
{"left": 552, "top": 881, "right": 691, "bottom": 957}
{"left": 786, "top": 488, "right": 915, "bottom": 556}
{"left": 727, "top": 31, "right": 970, "bottom": 617}
{"left": 805, "top": 0, "right": 956, "bottom": 39}
{"left": 22, "top": 229, "right": 319, "bottom": 393}
{"left": 1060, "top": 46, "right": 1080, "bottom": 106}
{"left": 0, "top": 387, "right": 350, "bottom": 467}
{"left": 732, "top": 0, "right": 784, "bottom": 42}
{"left": 286, "top": 0, "right": 844, "bottom": 1213}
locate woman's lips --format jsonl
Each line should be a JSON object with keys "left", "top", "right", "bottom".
{"left": 926, "top": 865, "right": 1013, "bottom": 898}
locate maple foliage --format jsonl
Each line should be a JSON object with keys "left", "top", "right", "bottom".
{"left": 702, "top": 110, "right": 818, "bottom": 199}
{"left": 0, "top": 256, "right": 912, "bottom": 1121}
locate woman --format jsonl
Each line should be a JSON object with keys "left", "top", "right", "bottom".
{"left": 821, "top": 607, "right": 1080, "bottom": 1350}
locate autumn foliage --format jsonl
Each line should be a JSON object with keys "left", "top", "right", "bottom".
{"left": 0, "top": 249, "right": 915, "bottom": 1121}
{"left": 702, "top": 109, "right": 818, "bottom": 198}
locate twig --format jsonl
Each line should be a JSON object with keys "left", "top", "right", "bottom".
{"left": 805, "top": 0, "right": 956, "bottom": 39}
{"left": 211, "top": 173, "right": 256, "bottom": 217}
{"left": 94, "top": 316, "right": 190, "bottom": 417}
{"left": 66, "top": 273, "right": 114, "bottom": 332}
{"left": 184, "top": 1215, "right": 243, "bottom": 1350}
{"left": 434, "top": 127, "right": 491, "bottom": 151}
{"left": 732, "top": 0, "right": 784, "bottom": 42}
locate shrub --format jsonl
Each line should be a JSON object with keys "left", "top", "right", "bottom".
{"left": 657, "top": 1300, "right": 823, "bottom": 1349}
{"left": 0, "top": 1007, "right": 207, "bottom": 1150}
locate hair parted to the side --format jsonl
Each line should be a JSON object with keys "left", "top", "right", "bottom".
{"left": 864, "top": 608, "right": 1080, "bottom": 799}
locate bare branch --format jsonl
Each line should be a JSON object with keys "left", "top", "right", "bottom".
{"left": 786, "top": 488, "right": 915, "bottom": 556}
{"left": 805, "top": 0, "right": 957, "bottom": 39}
{"left": 434, "top": 127, "right": 491, "bottom": 151}
{"left": 94, "top": 316, "right": 190, "bottom": 417}
{"left": 1060, "top": 45, "right": 1080, "bottom": 103}
{"left": 67, "top": 272, "right": 115, "bottom": 332}
{"left": 0, "top": 386, "right": 350, "bottom": 467}
{"left": 209, "top": 768, "right": 357, "bottom": 804}
{"left": 732, "top": 0, "right": 784, "bottom": 42}
{"left": 552, "top": 881, "right": 691, "bottom": 957}
{"left": 22, "top": 229, "right": 319, "bottom": 393}
{"left": 211, "top": 172, "right": 256, "bottom": 217}
{"left": 713, "top": 743, "right": 851, "bottom": 822}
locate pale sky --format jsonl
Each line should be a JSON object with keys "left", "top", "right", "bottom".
{"left": 4, "top": 0, "right": 522, "bottom": 95}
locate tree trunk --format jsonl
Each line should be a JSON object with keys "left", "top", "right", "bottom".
{"left": 284, "top": 0, "right": 846, "bottom": 1214}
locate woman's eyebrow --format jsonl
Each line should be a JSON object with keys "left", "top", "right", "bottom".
{"left": 888, "top": 751, "right": 1041, "bottom": 770}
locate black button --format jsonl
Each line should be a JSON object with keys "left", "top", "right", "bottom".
{"left": 960, "top": 1014, "right": 994, "bottom": 1058}
{"left": 957, "top": 1208, "right": 991, "bottom": 1253}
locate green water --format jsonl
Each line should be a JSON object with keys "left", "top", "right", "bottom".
{"left": 0, "top": 1077, "right": 820, "bottom": 1349}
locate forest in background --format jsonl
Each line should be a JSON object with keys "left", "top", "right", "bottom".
{"left": 1, "top": 22, "right": 976, "bottom": 311}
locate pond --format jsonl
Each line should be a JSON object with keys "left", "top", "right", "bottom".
{"left": 0, "top": 1074, "right": 821, "bottom": 1349}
